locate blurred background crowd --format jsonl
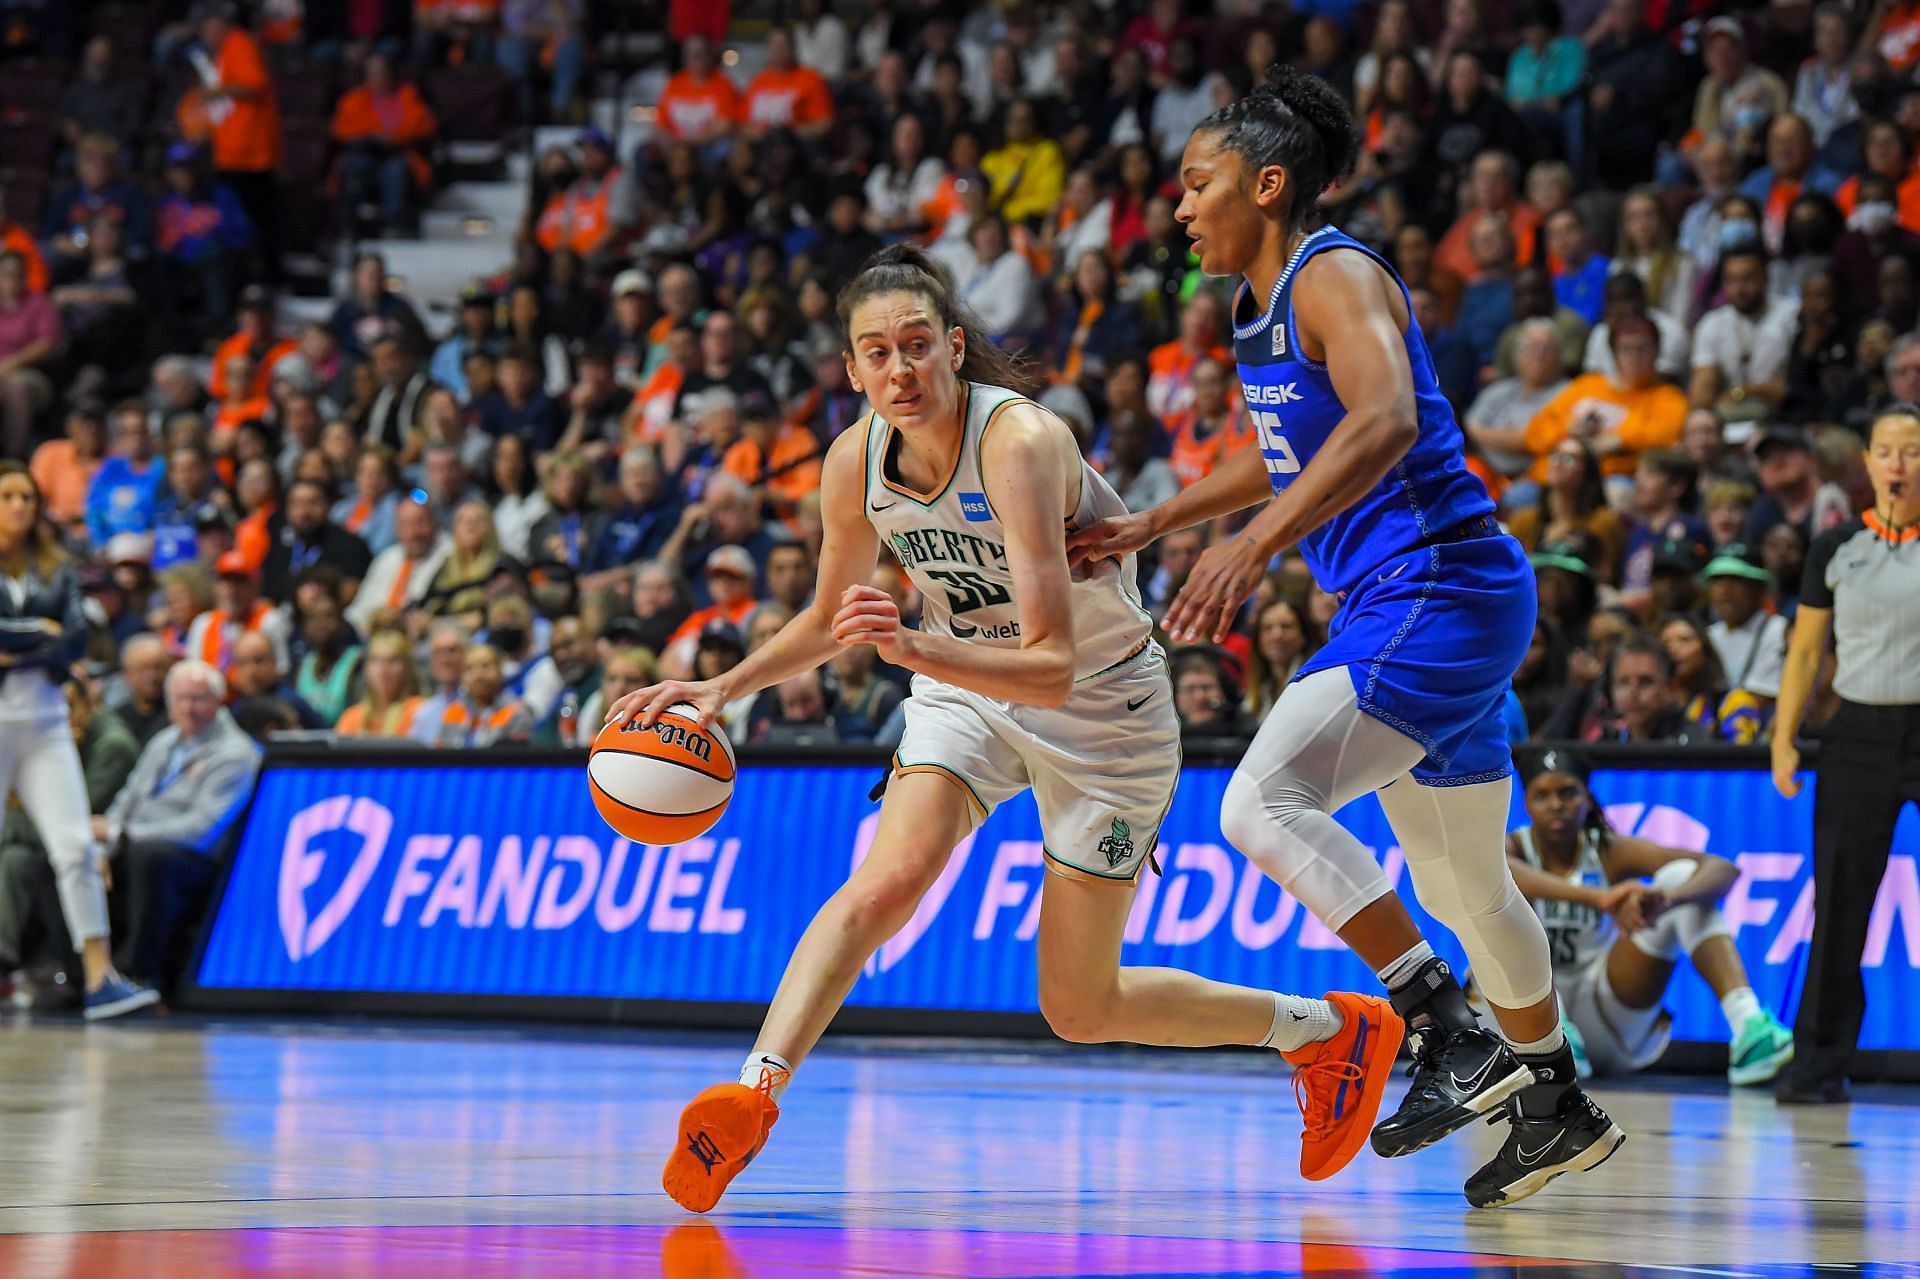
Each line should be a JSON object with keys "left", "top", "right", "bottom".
{"left": 0, "top": 0, "right": 1905, "bottom": 783}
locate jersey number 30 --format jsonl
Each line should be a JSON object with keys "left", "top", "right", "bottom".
{"left": 1253, "top": 411, "right": 1302, "bottom": 476}
{"left": 926, "top": 567, "right": 1012, "bottom": 615}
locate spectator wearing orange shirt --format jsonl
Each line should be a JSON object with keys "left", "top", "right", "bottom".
{"left": 187, "top": 2, "right": 283, "bottom": 281}
{"left": 1523, "top": 316, "right": 1688, "bottom": 489}
{"left": 534, "top": 129, "right": 630, "bottom": 264}
{"left": 1434, "top": 151, "right": 1539, "bottom": 286}
{"left": 210, "top": 286, "right": 296, "bottom": 403}
{"left": 30, "top": 405, "right": 108, "bottom": 533}
{"left": 1146, "top": 291, "right": 1228, "bottom": 422}
{"left": 722, "top": 391, "right": 822, "bottom": 525}
{"left": 656, "top": 35, "right": 741, "bottom": 152}
{"left": 332, "top": 54, "right": 439, "bottom": 237}
{"left": 1166, "top": 356, "right": 1255, "bottom": 488}
{"left": 743, "top": 29, "right": 834, "bottom": 141}
{"left": 0, "top": 190, "right": 49, "bottom": 297}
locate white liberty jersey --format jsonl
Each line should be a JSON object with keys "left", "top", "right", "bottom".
{"left": 862, "top": 381, "right": 1153, "bottom": 683}
{"left": 1514, "top": 824, "right": 1615, "bottom": 972}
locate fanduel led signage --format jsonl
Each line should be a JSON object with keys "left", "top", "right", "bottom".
{"left": 195, "top": 758, "right": 1920, "bottom": 1048}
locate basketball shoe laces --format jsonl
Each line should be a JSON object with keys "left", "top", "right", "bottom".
{"left": 1293, "top": 1056, "right": 1365, "bottom": 1140}
{"left": 753, "top": 1064, "right": 792, "bottom": 1103}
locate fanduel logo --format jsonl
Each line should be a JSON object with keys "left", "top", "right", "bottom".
{"left": 280, "top": 796, "right": 394, "bottom": 962}
{"left": 276, "top": 793, "right": 749, "bottom": 962}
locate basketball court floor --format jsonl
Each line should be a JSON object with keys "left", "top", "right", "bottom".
{"left": 0, "top": 1017, "right": 1911, "bottom": 1278}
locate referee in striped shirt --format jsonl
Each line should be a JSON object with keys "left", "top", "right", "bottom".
{"left": 1770, "top": 406, "right": 1920, "bottom": 1104}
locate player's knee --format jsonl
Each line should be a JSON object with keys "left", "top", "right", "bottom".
{"left": 834, "top": 864, "right": 940, "bottom": 943}
{"left": 1221, "top": 771, "right": 1319, "bottom": 865}
{"left": 1037, "top": 974, "right": 1120, "bottom": 1044}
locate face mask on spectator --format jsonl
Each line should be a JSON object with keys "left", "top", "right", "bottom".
{"left": 489, "top": 625, "right": 526, "bottom": 654}
{"left": 1731, "top": 104, "right": 1772, "bottom": 135}
{"left": 1718, "top": 218, "right": 1760, "bottom": 251}
{"left": 1849, "top": 202, "right": 1896, "bottom": 235}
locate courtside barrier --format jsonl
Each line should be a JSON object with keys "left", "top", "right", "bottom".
{"left": 184, "top": 742, "right": 1920, "bottom": 1074}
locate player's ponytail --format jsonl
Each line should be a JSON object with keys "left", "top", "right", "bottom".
{"left": 1197, "top": 65, "right": 1360, "bottom": 231}
{"left": 836, "top": 243, "right": 1035, "bottom": 391}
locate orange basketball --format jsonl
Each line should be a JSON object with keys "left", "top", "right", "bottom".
{"left": 587, "top": 704, "right": 737, "bottom": 844}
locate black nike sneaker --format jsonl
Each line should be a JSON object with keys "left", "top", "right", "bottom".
{"left": 1464, "top": 1089, "right": 1626, "bottom": 1209}
{"left": 1369, "top": 1022, "right": 1533, "bottom": 1158}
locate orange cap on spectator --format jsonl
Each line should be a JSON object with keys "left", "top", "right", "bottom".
{"left": 215, "top": 549, "right": 257, "bottom": 579}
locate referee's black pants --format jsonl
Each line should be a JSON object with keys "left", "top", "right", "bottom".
{"left": 1789, "top": 700, "right": 1920, "bottom": 1088}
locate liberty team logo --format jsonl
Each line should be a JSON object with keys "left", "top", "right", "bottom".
{"left": 1099, "top": 817, "right": 1135, "bottom": 869}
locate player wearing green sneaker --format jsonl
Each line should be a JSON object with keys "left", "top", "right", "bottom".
{"left": 1505, "top": 748, "right": 1793, "bottom": 1087}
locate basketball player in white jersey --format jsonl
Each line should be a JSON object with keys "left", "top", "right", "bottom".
{"left": 1507, "top": 747, "right": 1793, "bottom": 1084}
{"left": 607, "top": 246, "right": 1407, "bottom": 1213}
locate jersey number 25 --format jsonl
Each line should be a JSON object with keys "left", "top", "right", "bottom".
{"left": 1252, "top": 410, "right": 1302, "bottom": 476}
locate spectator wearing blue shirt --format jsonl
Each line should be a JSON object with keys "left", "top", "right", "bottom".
{"left": 154, "top": 144, "right": 253, "bottom": 338}
{"left": 326, "top": 251, "right": 428, "bottom": 360}
{"left": 85, "top": 404, "right": 166, "bottom": 546}
{"left": 42, "top": 134, "right": 150, "bottom": 278}
{"left": 1738, "top": 113, "right": 1846, "bottom": 252}
{"left": 1546, "top": 207, "right": 1611, "bottom": 327}
{"left": 430, "top": 284, "right": 500, "bottom": 402}
{"left": 147, "top": 444, "right": 222, "bottom": 571}
{"left": 1455, "top": 214, "right": 1518, "bottom": 374}
{"left": 475, "top": 346, "right": 565, "bottom": 451}
{"left": 583, "top": 447, "right": 682, "bottom": 584}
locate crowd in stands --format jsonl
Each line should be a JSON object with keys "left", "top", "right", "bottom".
{"left": 2, "top": 0, "right": 1914, "bottom": 829}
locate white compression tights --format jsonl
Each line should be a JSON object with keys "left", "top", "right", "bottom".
{"left": 1219, "top": 667, "right": 1554, "bottom": 1009}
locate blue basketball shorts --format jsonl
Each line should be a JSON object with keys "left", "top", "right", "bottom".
{"left": 1294, "top": 533, "right": 1536, "bottom": 786}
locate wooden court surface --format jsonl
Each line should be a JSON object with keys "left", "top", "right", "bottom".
{"left": 0, "top": 1018, "right": 1911, "bottom": 1278}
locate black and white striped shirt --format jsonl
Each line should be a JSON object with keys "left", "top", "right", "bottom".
{"left": 1803, "top": 513, "right": 1920, "bottom": 705}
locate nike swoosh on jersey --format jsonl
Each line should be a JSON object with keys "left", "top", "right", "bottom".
{"left": 871, "top": 500, "right": 897, "bottom": 512}
{"left": 1379, "top": 561, "right": 1409, "bottom": 582}
{"left": 1125, "top": 692, "right": 1154, "bottom": 712}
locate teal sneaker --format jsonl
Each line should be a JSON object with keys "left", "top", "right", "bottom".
{"left": 1563, "top": 1013, "right": 1593, "bottom": 1081}
{"left": 1728, "top": 1010, "right": 1794, "bottom": 1086}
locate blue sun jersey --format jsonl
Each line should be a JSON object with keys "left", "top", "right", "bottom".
{"left": 1231, "top": 226, "right": 1495, "bottom": 595}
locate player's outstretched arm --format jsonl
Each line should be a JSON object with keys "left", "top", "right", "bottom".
{"left": 836, "top": 404, "right": 1078, "bottom": 707}
{"left": 1068, "top": 442, "right": 1269, "bottom": 569}
{"left": 1164, "top": 253, "right": 1422, "bottom": 643}
{"left": 606, "top": 428, "right": 881, "bottom": 728}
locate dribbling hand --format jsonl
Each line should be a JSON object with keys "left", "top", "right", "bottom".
{"left": 603, "top": 679, "right": 728, "bottom": 731}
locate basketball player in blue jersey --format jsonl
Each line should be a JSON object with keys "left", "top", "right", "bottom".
{"left": 1071, "top": 67, "right": 1623, "bottom": 1207}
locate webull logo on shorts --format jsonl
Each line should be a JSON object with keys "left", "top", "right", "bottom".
{"left": 275, "top": 795, "right": 748, "bottom": 962}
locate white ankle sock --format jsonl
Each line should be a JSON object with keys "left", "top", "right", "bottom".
{"left": 1720, "top": 987, "right": 1762, "bottom": 1035}
{"left": 1507, "top": 1023, "right": 1567, "bottom": 1059}
{"left": 1375, "top": 941, "right": 1435, "bottom": 991}
{"left": 1259, "top": 992, "right": 1345, "bottom": 1053}
{"left": 739, "top": 1051, "right": 793, "bottom": 1101}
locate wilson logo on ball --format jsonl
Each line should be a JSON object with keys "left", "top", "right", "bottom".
{"left": 589, "top": 705, "right": 737, "bottom": 845}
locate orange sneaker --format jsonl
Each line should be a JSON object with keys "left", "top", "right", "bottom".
{"left": 661, "top": 1065, "right": 789, "bottom": 1212}
{"left": 1284, "top": 992, "right": 1406, "bottom": 1182}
